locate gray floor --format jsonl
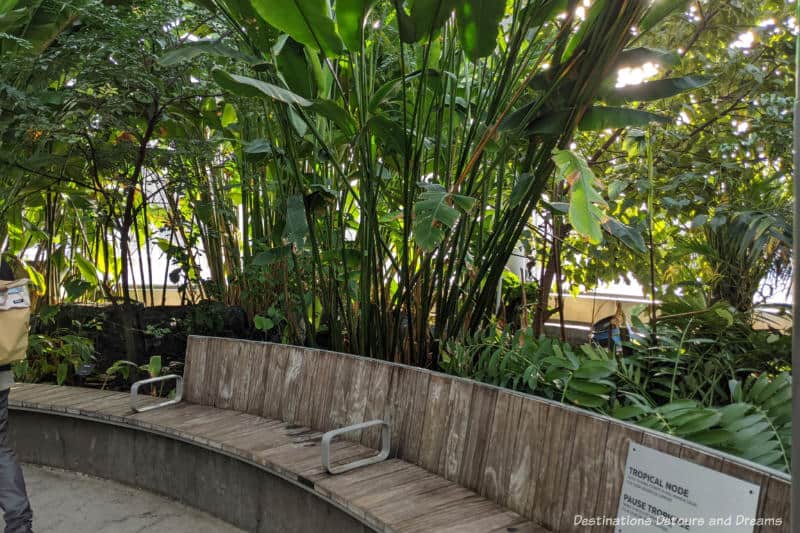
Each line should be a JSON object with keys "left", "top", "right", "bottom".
{"left": 10, "top": 464, "right": 244, "bottom": 533}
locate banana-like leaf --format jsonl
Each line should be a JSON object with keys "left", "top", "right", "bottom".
{"left": 602, "top": 217, "right": 647, "bottom": 253}
{"left": 413, "top": 184, "right": 476, "bottom": 251}
{"left": 335, "top": 0, "right": 377, "bottom": 51}
{"left": 614, "top": 47, "right": 680, "bottom": 70}
{"left": 250, "top": 0, "right": 344, "bottom": 56}
{"left": 638, "top": 0, "right": 692, "bottom": 34}
{"left": 579, "top": 106, "right": 670, "bottom": 130}
{"left": 275, "top": 36, "right": 316, "bottom": 99}
{"left": 310, "top": 99, "right": 356, "bottom": 136}
{"left": 553, "top": 149, "right": 606, "bottom": 244}
{"left": 283, "top": 195, "right": 309, "bottom": 247}
{"left": 212, "top": 69, "right": 312, "bottom": 106}
{"left": 395, "top": 0, "right": 459, "bottom": 43}
{"left": 456, "top": 0, "right": 507, "bottom": 60}
{"left": 158, "top": 40, "right": 261, "bottom": 66}
{"left": 603, "top": 75, "right": 712, "bottom": 104}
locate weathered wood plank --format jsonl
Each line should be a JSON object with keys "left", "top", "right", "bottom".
{"left": 244, "top": 342, "right": 272, "bottom": 416}
{"left": 479, "top": 391, "right": 523, "bottom": 503}
{"left": 558, "top": 414, "right": 610, "bottom": 532}
{"left": 360, "top": 361, "right": 392, "bottom": 450}
{"left": 325, "top": 352, "right": 354, "bottom": 432}
{"left": 418, "top": 374, "right": 452, "bottom": 473}
{"left": 294, "top": 349, "right": 322, "bottom": 428}
{"left": 261, "top": 344, "right": 290, "bottom": 419}
{"left": 385, "top": 366, "right": 430, "bottom": 464}
{"left": 757, "top": 476, "right": 790, "bottom": 533}
{"left": 278, "top": 346, "right": 307, "bottom": 424}
{"left": 359, "top": 474, "right": 453, "bottom": 526}
{"left": 228, "top": 342, "right": 258, "bottom": 412}
{"left": 458, "top": 385, "right": 498, "bottom": 491}
{"left": 507, "top": 397, "right": 549, "bottom": 515}
{"left": 370, "top": 484, "right": 474, "bottom": 527}
{"left": 427, "top": 508, "right": 529, "bottom": 533}
{"left": 341, "top": 359, "right": 374, "bottom": 441}
{"left": 440, "top": 379, "right": 474, "bottom": 483}
{"left": 395, "top": 495, "right": 500, "bottom": 532}
{"left": 199, "top": 337, "right": 226, "bottom": 406}
{"left": 719, "top": 459, "right": 770, "bottom": 532}
{"left": 640, "top": 431, "right": 682, "bottom": 456}
{"left": 530, "top": 407, "right": 579, "bottom": 528}
{"left": 679, "top": 443, "right": 724, "bottom": 470}
{"left": 594, "top": 424, "right": 643, "bottom": 533}
{"left": 183, "top": 336, "right": 208, "bottom": 403}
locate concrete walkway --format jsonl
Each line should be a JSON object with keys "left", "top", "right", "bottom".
{"left": 11, "top": 464, "right": 244, "bottom": 533}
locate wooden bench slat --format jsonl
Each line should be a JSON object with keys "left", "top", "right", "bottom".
{"left": 530, "top": 406, "right": 578, "bottom": 530}
{"left": 593, "top": 424, "right": 642, "bottom": 533}
{"left": 418, "top": 374, "right": 451, "bottom": 473}
{"left": 507, "top": 398, "right": 549, "bottom": 516}
{"left": 244, "top": 342, "right": 272, "bottom": 416}
{"left": 396, "top": 495, "right": 512, "bottom": 533}
{"left": 261, "top": 344, "right": 289, "bottom": 419}
{"left": 459, "top": 385, "right": 498, "bottom": 491}
{"left": 360, "top": 361, "right": 392, "bottom": 450}
{"left": 480, "top": 391, "right": 523, "bottom": 503}
{"left": 439, "top": 379, "right": 473, "bottom": 483}
{"left": 557, "top": 414, "right": 610, "bottom": 532}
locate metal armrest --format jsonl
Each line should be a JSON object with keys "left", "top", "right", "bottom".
{"left": 321, "top": 420, "right": 390, "bottom": 475}
{"left": 130, "top": 375, "right": 183, "bottom": 413}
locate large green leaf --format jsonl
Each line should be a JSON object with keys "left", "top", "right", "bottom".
{"left": 413, "top": 184, "right": 476, "bottom": 251}
{"left": 335, "top": 0, "right": 377, "bottom": 51}
{"left": 283, "top": 195, "right": 309, "bottom": 247}
{"left": 158, "top": 40, "right": 260, "bottom": 66}
{"left": 310, "top": 99, "right": 356, "bottom": 136}
{"left": 275, "top": 36, "right": 316, "bottom": 99}
{"left": 395, "top": 0, "right": 459, "bottom": 43}
{"left": 552, "top": 149, "right": 606, "bottom": 244}
{"left": 614, "top": 47, "right": 680, "bottom": 71}
{"left": 604, "top": 75, "right": 712, "bottom": 104}
{"left": 638, "top": 0, "right": 692, "bottom": 34}
{"left": 578, "top": 107, "right": 670, "bottom": 130}
{"left": 212, "top": 69, "right": 313, "bottom": 106}
{"left": 250, "top": 0, "right": 344, "bottom": 56}
{"left": 455, "top": 0, "right": 506, "bottom": 60}
{"left": 602, "top": 217, "right": 647, "bottom": 253}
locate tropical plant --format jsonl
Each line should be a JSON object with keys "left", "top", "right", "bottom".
{"left": 444, "top": 321, "right": 792, "bottom": 472}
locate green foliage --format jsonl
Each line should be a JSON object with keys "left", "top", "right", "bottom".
{"left": 553, "top": 149, "right": 606, "bottom": 244}
{"left": 250, "top": 0, "right": 344, "bottom": 56}
{"left": 18, "top": 329, "right": 95, "bottom": 386}
{"left": 444, "top": 315, "right": 792, "bottom": 472}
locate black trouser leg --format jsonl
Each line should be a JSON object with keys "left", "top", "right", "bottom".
{"left": 0, "top": 390, "right": 32, "bottom": 533}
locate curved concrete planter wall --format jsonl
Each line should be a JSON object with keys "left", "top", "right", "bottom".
{"left": 8, "top": 410, "right": 372, "bottom": 533}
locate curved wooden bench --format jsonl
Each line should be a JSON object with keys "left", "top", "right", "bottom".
{"left": 9, "top": 336, "right": 791, "bottom": 532}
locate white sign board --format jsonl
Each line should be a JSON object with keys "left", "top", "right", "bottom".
{"left": 615, "top": 442, "right": 760, "bottom": 532}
